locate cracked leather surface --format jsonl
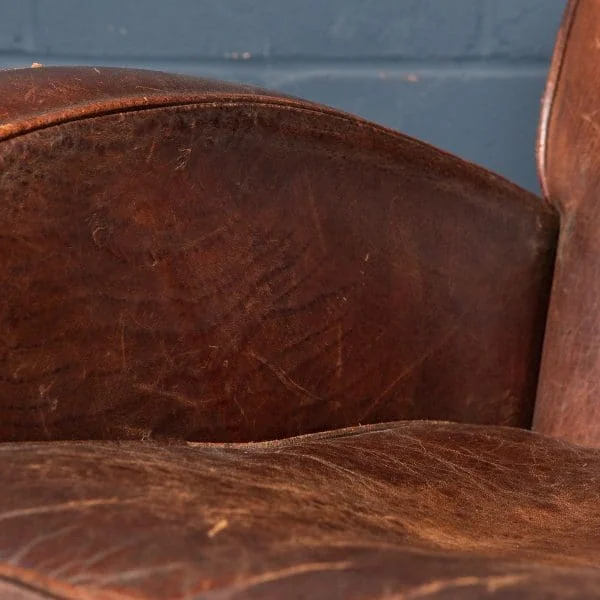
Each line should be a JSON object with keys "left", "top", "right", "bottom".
{"left": 2, "top": 4, "right": 598, "bottom": 595}
{"left": 1, "top": 422, "right": 600, "bottom": 598}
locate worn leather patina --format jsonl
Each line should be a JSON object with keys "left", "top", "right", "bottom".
{"left": 534, "top": 0, "right": 600, "bottom": 447}
{"left": 2, "top": 423, "right": 600, "bottom": 598}
{"left": 1, "top": 1, "right": 599, "bottom": 598}
{"left": 0, "top": 67, "right": 557, "bottom": 442}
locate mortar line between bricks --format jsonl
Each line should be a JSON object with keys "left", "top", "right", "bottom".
{"left": 0, "top": 54, "right": 551, "bottom": 75}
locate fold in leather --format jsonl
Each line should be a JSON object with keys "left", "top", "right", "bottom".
{"left": 1, "top": 422, "right": 599, "bottom": 598}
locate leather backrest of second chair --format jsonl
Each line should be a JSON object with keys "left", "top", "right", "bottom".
{"left": 535, "top": 0, "right": 600, "bottom": 447}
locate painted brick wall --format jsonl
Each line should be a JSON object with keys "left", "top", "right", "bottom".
{"left": 0, "top": 0, "right": 566, "bottom": 192}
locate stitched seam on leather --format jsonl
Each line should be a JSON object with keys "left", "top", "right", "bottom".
{"left": 0, "top": 94, "right": 396, "bottom": 143}
{"left": 0, "top": 93, "right": 545, "bottom": 210}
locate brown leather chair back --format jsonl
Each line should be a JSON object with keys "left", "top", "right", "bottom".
{"left": 534, "top": 0, "right": 600, "bottom": 447}
{"left": 0, "top": 67, "right": 557, "bottom": 442}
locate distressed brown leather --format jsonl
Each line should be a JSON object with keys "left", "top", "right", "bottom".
{"left": 534, "top": 0, "right": 600, "bottom": 447}
{"left": 2, "top": 2, "right": 600, "bottom": 598}
{"left": 1, "top": 422, "right": 600, "bottom": 599}
{"left": 0, "top": 67, "right": 557, "bottom": 443}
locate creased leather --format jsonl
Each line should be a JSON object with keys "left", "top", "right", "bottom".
{"left": 1, "top": 422, "right": 600, "bottom": 598}
{"left": 0, "top": 22, "right": 593, "bottom": 598}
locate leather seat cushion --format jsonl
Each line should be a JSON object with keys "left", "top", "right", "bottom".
{"left": 1, "top": 421, "right": 599, "bottom": 598}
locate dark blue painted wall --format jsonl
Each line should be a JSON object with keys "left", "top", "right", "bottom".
{"left": 0, "top": 0, "right": 566, "bottom": 192}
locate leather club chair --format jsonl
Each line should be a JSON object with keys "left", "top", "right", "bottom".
{"left": 1, "top": 1, "right": 599, "bottom": 597}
